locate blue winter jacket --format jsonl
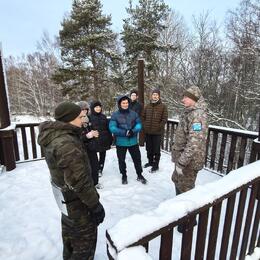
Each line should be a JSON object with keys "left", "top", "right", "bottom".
{"left": 109, "top": 96, "right": 142, "bottom": 147}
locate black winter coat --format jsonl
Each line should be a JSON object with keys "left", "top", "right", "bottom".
{"left": 87, "top": 112, "right": 112, "bottom": 152}
{"left": 129, "top": 100, "right": 143, "bottom": 116}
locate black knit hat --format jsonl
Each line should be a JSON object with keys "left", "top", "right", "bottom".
{"left": 54, "top": 102, "right": 81, "bottom": 122}
{"left": 91, "top": 100, "right": 102, "bottom": 109}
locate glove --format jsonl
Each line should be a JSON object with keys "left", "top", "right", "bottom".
{"left": 90, "top": 202, "right": 105, "bottom": 226}
{"left": 175, "top": 164, "right": 183, "bottom": 175}
{"left": 126, "top": 129, "right": 134, "bottom": 137}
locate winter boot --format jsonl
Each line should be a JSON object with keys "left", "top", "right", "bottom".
{"left": 98, "top": 164, "right": 104, "bottom": 177}
{"left": 95, "top": 183, "right": 104, "bottom": 189}
{"left": 122, "top": 175, "right": 128, "bottom": 185}
{"left": 149, "top": 165, "right": 159, "bottom": 173}
{"left": 144, "top": 162, "right": 152, "bottom": 168}
{"left": 137, "top": 174, "right": 147, "bottom": 184}
{"left": 150, "top": 161, "right": 159, "bottom": 173}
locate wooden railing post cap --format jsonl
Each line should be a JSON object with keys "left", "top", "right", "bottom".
{"left": 0, "top": 123, "right": 16, "bottom": 137}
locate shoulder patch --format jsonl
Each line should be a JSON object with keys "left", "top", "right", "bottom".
{"left": 192, "top": 122, "right": 202, "bottom": 131}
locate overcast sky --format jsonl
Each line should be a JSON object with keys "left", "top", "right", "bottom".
{"left": 0, "top": 0, "right": 241, "bottom": 57}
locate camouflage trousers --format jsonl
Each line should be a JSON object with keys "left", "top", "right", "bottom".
{"left": 172, "top": 164, "right": 198, "bottom": 194}
{"left": 61, "top": 213, "right": 97, "bottom": 260}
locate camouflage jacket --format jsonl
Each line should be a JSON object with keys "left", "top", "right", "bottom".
{"left": 172, "top": 97, "right": 208, "bottom": 170}
{"left": 38, "top": 121, "right": 100, "bottom": 217}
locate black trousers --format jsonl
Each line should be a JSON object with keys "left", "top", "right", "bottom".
{"left": 87, "top": 150, "right": 99, "bottom": 185}
{"left": 98, "top": 151, "right": 106, "bottom": 171}
{"left": 116, "top": 144, "right": 143, "bottom": 176}
{"left": 145, "top": 134, "right": 162, "bottom": 166}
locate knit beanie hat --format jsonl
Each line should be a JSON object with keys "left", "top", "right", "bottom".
{"left": 91, "top": 100, "right": 102, "bottom": 109}
{"left": 152, "top": 88, "right": 160, "bottom": 96}
{"left": 54, "top": 102, "right": 81, "bottom": 122}
{"left": 183, "top": 85, "right": 201, "bottom": 102}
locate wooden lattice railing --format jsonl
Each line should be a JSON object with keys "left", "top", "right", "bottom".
{"left": 106, "top": 164, "right": 260, "bottom": 259}
{"left": 161, "top": 119, "right": 259, "bottom": 174}
{"left": 13, "top": 121, "right": 258, "bottom": 173}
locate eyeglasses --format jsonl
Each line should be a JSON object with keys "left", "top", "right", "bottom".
{"left": 82, "top": 108, "right": 89, "bottom": 111}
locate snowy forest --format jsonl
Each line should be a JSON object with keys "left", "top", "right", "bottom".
{"left": 4, "top": 0, "right": 260, "bottom": 131}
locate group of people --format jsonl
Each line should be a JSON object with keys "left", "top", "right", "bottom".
{"left": 37, "top": 85, "right": 208, "bottom": 259}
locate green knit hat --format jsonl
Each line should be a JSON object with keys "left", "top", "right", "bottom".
{"left": 54, "top": 102, "right": 81, "bottom": 122}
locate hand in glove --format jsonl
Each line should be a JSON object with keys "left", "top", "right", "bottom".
{"left": 175, "top": 164, "right": 184, "bottom": 175}
{"left": 126, "top": 129, "right": 134, "bottom": 137}
{"left": 90, "top": 202, "right": 105, "bottom": 226}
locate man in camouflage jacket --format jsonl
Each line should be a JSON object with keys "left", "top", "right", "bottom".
{"left": 38, "top": 101, "right": 105, "bottom": 260}
{"left": 172, "top": 86, "right": 208, "bottom": 194}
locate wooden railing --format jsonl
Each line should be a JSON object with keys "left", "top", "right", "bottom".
{"left": 13, "top": 121, "right": 259, "bottom": 173}
{"left": 14, "top": 123, "right": 44, "bottom": 162}
{"left": 106, "top": 164, "right": 260, "bottom": 259}
{"left": 162, "top": 119, "right": 259, "bottom": 174}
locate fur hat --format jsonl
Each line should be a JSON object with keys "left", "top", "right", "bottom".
{"left": 54, "top": 102, "right": 81, "bottom": 122}
{"left": 183, "top": 85, "right": 201, "bottom": 102}
{"left": 77, "top": 101, "right": 89, "bottom": 110}
{"left": 152, "top": 88, "right": 160, "bottom": 96}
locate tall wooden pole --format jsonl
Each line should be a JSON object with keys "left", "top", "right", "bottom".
{"left": 138, "top": 59, "right": 145, "bottom": 146}
{"left": 138, "top": 59, "right": 145, "bottom": 107}
{"left": 0, "top": 45, "right": 10, "bottom": 129}
{"left": 0, "top": 44, "right": 16, "bottom": 171}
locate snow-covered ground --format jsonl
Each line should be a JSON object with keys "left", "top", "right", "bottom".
{"left": 0, "top": 147, "right": 259, "bottom": 259}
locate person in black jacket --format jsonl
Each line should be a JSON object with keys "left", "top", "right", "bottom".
{"left": 89, "top": 101, "right": 112, "bottom": 178}
{"left": 78, "top": 101, "right": 101, "bottom": 189}
{"left": 129, "top": 89, "right": 143, "bottom": 117}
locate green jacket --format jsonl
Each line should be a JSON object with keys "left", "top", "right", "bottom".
{"left": 172, "top": 97, "right": 208, "bottom": 171}
{"left": 38, "top": 121, "right": 99, "bottom": 218}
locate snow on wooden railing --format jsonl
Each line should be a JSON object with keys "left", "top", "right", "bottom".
{"left": 106, "top": 161, "right": 260, "bottom": 260}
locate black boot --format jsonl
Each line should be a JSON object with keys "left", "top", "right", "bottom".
{"left": 150, "top": 161, "right": 159, "bottom": 173}
{"left": 150, "top": 163, "right": 159, "bottom": 173}
{"left": 144, "top": 162, "right": 152, "bottom": 168}
{"left": 98, "top": 164, "right": 104, "bottom": 177}
{"left": 137, "top": 174, "right": 147, "bottom": 184}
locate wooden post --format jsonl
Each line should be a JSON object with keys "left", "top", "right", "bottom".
{"left": 138, "top": 59, "right": 145, "bottom": 146}
{"left": 0, "top": 45, "right": 10, "bottom": 129}
{"left": 138, "top": 59, "right": 144, "bottom": 107}
{"left": 0, "top": 45, "right": 16, "bottom": 171}
{"left": 249, "top": 115, "right": 260, "bottom": 163}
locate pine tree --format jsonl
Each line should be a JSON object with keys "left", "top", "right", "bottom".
{"left": 121, "top": 0, "right": 170, "bottom": 87}
{"left": 54, "top": 0, "right": 119, "bottom": 100}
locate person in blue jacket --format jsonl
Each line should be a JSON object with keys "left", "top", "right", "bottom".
{"left": 109, "top": 95, "right": 147, "bottom": 185}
